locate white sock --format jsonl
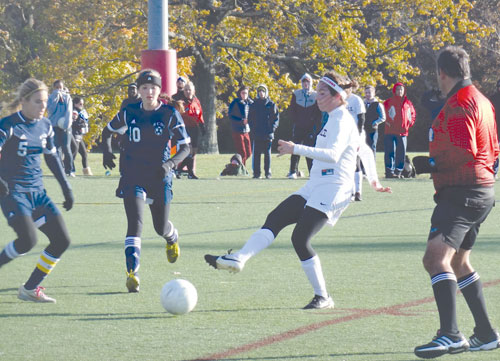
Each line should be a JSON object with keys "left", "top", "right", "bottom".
{"left": 355, "top": 171, "right": 362, "bottom": 194}
{"left": 232, "top": 228, "right": 275, "bottom": 264}
{"left": 301, "top": 255, "right": 328, "bottom": 298}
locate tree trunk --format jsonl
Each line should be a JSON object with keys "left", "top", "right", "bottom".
{"left": 193, "top": 59, "right": 218, "bottom": 154}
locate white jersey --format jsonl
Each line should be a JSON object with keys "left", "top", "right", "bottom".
{"left": 292, "top": 105, "right": 379, "bottom": 226}
{"left": 346, "top": 93, "right": 366, "bottom": 126}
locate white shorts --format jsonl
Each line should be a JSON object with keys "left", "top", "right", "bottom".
{"left": 293, "top": 180, "right": 352, "bottom": 226}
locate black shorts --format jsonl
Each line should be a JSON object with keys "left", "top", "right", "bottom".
{"left": 428, "top": 186, "right": 495, "bottom": 251}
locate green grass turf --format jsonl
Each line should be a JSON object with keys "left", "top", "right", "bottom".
{"left": 1, "top": 153, "right": 499, "bottom": 360}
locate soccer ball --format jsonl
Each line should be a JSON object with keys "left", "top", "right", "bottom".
{"left": 160, "top": 279, "right": 198, "bottom": 315}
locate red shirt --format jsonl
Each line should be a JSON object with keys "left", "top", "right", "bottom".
{"left": 383, "top": 83, "right": 416, "bottom": 136}
{"left": 430, "top": 82, "right": 499, "bottom": 191}
{"left": 182, "top": 97, "right": 204, "bottom": 128}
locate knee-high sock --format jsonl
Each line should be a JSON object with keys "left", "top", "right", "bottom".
{"left": 301, "top": 255, "right": 328, "bottom": 298}
{"left": 232, "top": 228, "right": 275, "bottom": 264}
{"left": 125, "top": 236, "right": 141, "bottom": 274}
{"left": 355, "top": 171, "right": 363, "bottom": 194}
{"left": 458, "top": 272, "right": 493, "bottom": 338}
{"left": 24, "top": 250, "right": 60, "bottom": 290}
{"left": 431, "top": 272, "right": 459, "bottom": 337}
{"left": 0, "top": 241, "right": 26, "bottom": 267}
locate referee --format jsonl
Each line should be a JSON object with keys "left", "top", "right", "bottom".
{"left": 413, "top": 46, "right": 500, "bottom": 358}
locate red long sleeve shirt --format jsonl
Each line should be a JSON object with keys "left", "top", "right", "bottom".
{"left": 430, "top": 81, "right": 499, "bottom": 191}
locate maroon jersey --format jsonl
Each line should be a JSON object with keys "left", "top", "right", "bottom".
{"left": 429, "top": 82, "right": 499, "bottom": 191}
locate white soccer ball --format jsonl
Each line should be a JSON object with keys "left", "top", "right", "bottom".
{"left": 160, "top": 279, "right": 198, "bottom": 315}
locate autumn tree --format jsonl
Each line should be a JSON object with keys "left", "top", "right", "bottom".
{"left": 0, "top": 0, "right": 495, "bottom": 153}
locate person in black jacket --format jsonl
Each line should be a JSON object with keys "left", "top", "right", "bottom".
{"left": 248, "top": 84, "right": 279, "bottom": 179}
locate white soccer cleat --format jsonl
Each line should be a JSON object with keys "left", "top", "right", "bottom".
{"left": 18, "top": 285, "right": 56, "bottom": 303}
{"left": 204, "top": 253, "right": 244, "bottom": 273}
{"left": 287, "top": 172, "right": 298, "bottom": 179}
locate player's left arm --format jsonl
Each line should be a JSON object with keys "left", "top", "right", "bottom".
{"left": 44, "top": 128, "right": 73, "bottom": 210}
{"left": 358, "top": 142, "right": 391, "bottom": 193}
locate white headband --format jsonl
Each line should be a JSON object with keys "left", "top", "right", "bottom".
{"left": 320, "top": 77, "right": 347, "bottom": 100}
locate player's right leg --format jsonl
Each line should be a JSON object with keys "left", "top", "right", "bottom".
{"left": 205, "top": 195, "right": 306, "bottom": 273}
{"left": 123, "top": 196, "right": 145, "bottom": 292}
{"left": 0, "top": 192, "right": 40, "bottom": 269}
{"left": 0, "top": 215, "right": 37, "bottom": 268}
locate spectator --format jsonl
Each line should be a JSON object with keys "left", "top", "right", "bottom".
{"left": 488, "top": 79, "right": 500, "bottom": 175}
{"left": 70, "top": 96, "right": 92, "bottom": 176}
{"left": 345, "top": 81, "right": 366, "bottom": 201}
{"left": 120, "top": 83, "right": 140, "bottom": 109}
{"left": 228, "top": 85, "right": 253, "bottom": 165}
{"left": 47, "top": 80, "right": 74, "bottom": 177}
{"left": 383, "top": 82, "right": 416, "bottom": 178}
{"left": 177, "top": 81, "right": 205, "bottom": 179}
{"left": 172, "top": 76, "right": 187, "bottom": 102}
{"left": 364, "top": 85, "right": 386, "bottom": 156}
{"left": 421, "top": 88, "right": 446, "bottom": 124}
{"left": 287, "top": 73, "right": 322, "bottom": 179}
{"left": 220, "top": 153, "right": 249, "bottom": 176}
{"left": 248, "top": 84, "right": 279, "bottom": 179}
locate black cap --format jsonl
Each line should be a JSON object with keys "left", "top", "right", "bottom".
{"left": 137, "top": 71, "right": 162, "bottom": 88}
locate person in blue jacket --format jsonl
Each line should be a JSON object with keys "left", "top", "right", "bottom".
{"left": 248, "top": 84, "right": 279, "bottom": 179}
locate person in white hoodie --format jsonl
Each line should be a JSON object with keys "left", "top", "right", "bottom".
{"left": 205, "top": 71, "right": 391, "bottom": 309}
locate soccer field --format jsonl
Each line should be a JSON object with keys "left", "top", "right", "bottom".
{"left": 1, "top": 153, "right": 499, "bottom": 361}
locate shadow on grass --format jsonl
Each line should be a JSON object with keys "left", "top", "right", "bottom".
{"left": 0, "top": 287, "right": 18, "bottom": 293}
{"left": 0, "top": 311, "right": 169, "bottom": 321}
{"left": 188, "top": 350, "right": 416, "bottom": 361}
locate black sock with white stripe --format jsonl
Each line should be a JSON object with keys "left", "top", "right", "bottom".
{"left": 458, "top": 272, "right": 493, "bottom": 340}
{"left": 431, "top": 272, "right": 460, "bottom": 338}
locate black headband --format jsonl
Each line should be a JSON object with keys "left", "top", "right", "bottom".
{"left": 137, "top": 72, "right": 162, "bottom": 88}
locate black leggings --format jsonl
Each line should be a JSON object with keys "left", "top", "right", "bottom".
{"left": 262, "top": 195, "right": 328, "bottom": 261}
{"left": 11, "top": 214, "right": 71, "bottom": 258}
{"left": 71, "top": 136, "right": 88, "bottom": 169}
{"left": 124, "top": 196, "right": 173, "bottom": 238}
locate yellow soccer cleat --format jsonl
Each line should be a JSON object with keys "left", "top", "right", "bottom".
{"left": 126, "top": 269, "right": 140, "bottom": 293}
{"left": 166, "top": 241, "right": 179, "bottom": 263}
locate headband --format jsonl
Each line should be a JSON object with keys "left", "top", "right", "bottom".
{"left": 137, "top": 72, "right": 162, "bottom": 88}
{"left": 320, "top": 77, "right": 347, "bottom": 100}
{"left": 24, "top": 87, "right": 47, "bottom": 100}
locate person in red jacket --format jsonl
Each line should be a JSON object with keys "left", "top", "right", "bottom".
{"left": 383, "top": 82, "right": 416, "bottom": 178}
{"left": 413, "top": 46, "right": 500, "bottom": 359}
{"left": 177, "top": 80, "right": 205, "bottom": 179}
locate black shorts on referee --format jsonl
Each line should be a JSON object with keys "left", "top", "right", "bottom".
{"left": 428, "top": 185, "right": 495, "bottom": 251}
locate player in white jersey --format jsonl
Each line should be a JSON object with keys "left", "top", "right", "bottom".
{"left": 205, "top": 71, "right": 391, "bottom": 309}
{"left": 345, "top": 82, "right": 366, "bottom": 201}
